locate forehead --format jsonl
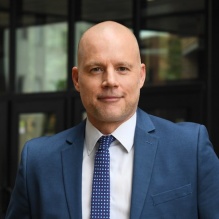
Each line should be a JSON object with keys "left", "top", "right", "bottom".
{"left": 80, "top": 41, "right": 138, "bottom": 69}
{"left": 80, "top": 23, "right": 138, "bottom": 51}
{"left": 78, "top": 29, "right": 140, "bottom": 65}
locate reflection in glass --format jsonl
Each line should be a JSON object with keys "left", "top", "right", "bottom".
{"left": 16, "top": 22, "right": 67, "bottom": 93}
{"left": 143, "top": 0, "right": 204, "bottom": 16}
{"left": 140, "top": 30, "right": 199, "bottom": 84}
{"left": 18, "top": 113, "right": 56, "bottom": 159}
{"left": 140, "top": 0, "right": 205, "bottom": 85}
{"left": 0, "top": 12, "right": 9, "bottom": 94}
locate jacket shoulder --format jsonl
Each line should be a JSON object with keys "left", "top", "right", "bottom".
{"left": 22, "top": 121, "right": 85, "bottom": 155}
{"left": 137, "top": 108, "right": 207, "bottom": 143}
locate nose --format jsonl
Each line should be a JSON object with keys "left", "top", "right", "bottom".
{"left": 102, "top": 67, "right": 118, "bottom": 87}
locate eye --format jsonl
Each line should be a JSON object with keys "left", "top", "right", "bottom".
{"left": 117, "top": 66, "right": 129, "bottom": 73}
{"left": 90, "top": 67, "right": 103, "bottom": 73}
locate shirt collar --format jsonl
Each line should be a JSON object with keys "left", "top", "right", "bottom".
{"left": 85, "top": 113, "right": 136, "bottom": 155}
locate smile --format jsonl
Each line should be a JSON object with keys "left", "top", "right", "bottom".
{"left": 97, "top": 96, "right": 122, "bottom": 102}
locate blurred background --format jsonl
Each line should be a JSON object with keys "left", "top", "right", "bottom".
{"left": 0, "top": 0, "right": 218, "bottom": 217}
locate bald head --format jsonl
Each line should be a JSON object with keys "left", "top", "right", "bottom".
{"left": 77, "top": 21, "right": 141, "bottom": 67}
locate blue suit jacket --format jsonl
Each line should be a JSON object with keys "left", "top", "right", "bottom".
{"left": 6, "top": 108, "right": 219, "bottom": 218}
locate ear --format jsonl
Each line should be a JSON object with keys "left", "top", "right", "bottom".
{"left": 72, "top": 67, "right": 80, "bottom": 92}
{"left": 139, "top": 63, "right": 146, "bottom": 88}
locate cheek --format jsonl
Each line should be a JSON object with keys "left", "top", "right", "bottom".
{"left": 125, "top": 77, "right": 141, "bottom": 90}
{"left": 79, "top": 80, "right": 97, "bottom": 101}
{"left": 124, "top": 78, "right": 141, "bottom": 99}
{"left": 79, "top": 74, "right": 100, "bottom": 89}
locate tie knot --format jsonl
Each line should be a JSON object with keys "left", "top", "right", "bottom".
{"left": 98, "top": 135, "right": 115, "bottom": 150}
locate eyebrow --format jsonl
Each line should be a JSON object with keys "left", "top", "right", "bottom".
{"left": 83, "top": 61, "right": 134, "bottom": 70}
{"left": 116, "top": 62, "right": 133, "bottom": 68}
{"left": 84, "top": 61, "right": 103, "bottom": 69}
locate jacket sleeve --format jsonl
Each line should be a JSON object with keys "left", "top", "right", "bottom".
{"left": 5, "top": 143, "right": 31, "bottom": 219}
{"left": 198, "top": 125, "right": 219, "bottom": 218}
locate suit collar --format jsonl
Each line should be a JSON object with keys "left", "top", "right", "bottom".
{"left": 130, "top": 108, "right": 158, "bottom": 219}
{"left": 65, "top": 120, "right": 86, "bottom": 144}
{"left": 61, "top": 121, "right": 86, "bottom": 219}
{"left": 136, "top": 108, "right": 155, "bottom": 133}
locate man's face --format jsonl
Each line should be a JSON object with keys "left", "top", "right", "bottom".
{"left": 72, "top": 29, "right": 146, "bottom": 132}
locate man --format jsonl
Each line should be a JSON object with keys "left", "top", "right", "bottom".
{"left": 6, "top": 21, "right": 219, "bottom": 218}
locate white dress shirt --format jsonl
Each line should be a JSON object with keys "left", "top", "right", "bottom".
{"left": 82, "top": 113, "right": 136, "bottom": 219}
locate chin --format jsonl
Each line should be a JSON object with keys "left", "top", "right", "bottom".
{"left": 99, "top": 111, "right": 132, "bottom": 123}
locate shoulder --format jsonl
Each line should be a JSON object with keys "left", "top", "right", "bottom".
{"left": 21, "top": 120, "right": 85, "bottom": 156}
{"left": 150, "top": 113, "right": 202, "bottom": 132}
{"left": 137, "top": 108, "right": 208, "bottom": 144}
{"left": 137, "top": 107, "right": 203, "bottom": 133}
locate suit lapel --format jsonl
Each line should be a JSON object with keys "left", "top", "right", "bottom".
{"left": 61, "top": 122, "right": 85, "bottom": 219}
{"left": 130, "top": 109, "right": 159, "bottom": 219}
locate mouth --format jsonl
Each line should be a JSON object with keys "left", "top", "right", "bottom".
{"left": 97, "top": 95, "right": 122, "bottom": 102}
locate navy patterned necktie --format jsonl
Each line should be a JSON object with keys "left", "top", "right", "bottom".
{"left": 91, "top": 135, "right": 115, "bottom": 219}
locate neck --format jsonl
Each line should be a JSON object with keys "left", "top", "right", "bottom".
{"left": 87, "top": 113, "right": 136, "bottom": 135}
{"left": 91, "top": 121, "right": 123, "bottom": 135}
